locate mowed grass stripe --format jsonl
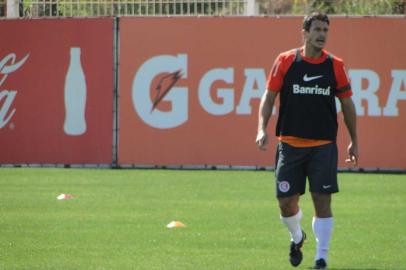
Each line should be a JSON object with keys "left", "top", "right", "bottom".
{"left": 0, "top": 169, "right": 405, "bottom": 270}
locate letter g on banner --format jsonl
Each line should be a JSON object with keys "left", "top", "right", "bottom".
{"left": 132, "top": 54, "right": 188, "bottom": 129}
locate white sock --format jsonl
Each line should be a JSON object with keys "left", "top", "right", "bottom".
{"left": 281, "top": 209, "right": 303, "bottom": 244}
{"left": 312, "top": 216, "right": 333, "bottom": 262}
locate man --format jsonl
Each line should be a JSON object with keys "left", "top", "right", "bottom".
{"left": 256, "top": 12, "right": 359, "bottom": 269}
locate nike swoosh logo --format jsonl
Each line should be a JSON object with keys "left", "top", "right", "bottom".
{"left": 303, "top": 74, "right": 323, "bottom": 82}
{"left": 322, "top": 185, "right": 332, "bottom": 189}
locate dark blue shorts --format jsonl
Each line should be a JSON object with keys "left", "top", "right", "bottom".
{"left": 275, "top": 142, "right": 339, "bottom": 197}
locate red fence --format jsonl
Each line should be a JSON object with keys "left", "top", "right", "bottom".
{"left": 118, "top": 17, "right": 406, "bottom": 169}
{"left": 0, "top": 19, "right": 114, "bottom": 164}
{"left": 1, "top": 17, "right": 406, "bottom": 169}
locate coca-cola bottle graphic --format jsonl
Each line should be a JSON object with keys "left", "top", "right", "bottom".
{"left": 64, "top": 47, "right": 87, "bottom": 136}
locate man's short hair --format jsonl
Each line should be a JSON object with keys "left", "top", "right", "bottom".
{"left": 303, "top": 12, "right": 330, "bottom": 32}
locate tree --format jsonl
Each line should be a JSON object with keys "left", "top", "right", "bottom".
{"left": 258, "top": 0, "right": 406, "bottom": 15}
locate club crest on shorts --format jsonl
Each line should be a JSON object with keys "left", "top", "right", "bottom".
{"left": 278, "top": 181, "right": 290, "bottom": 193}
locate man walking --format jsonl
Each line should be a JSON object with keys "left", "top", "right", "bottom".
{"left": 256, "top": 12, "right": 359, "bottom": 269}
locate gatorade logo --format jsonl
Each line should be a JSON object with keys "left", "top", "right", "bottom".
{"left": 132, "top": 54, "right": 265, "bottom": 129}
{"left": 131, "top": 54, "right": 406, "bottom": 129}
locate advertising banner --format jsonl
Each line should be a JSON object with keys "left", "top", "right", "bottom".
{"left": 0, "top": 18, "right": 114, "bottom": 164}
{"left": 119, "top": 17, "right": 406, "bottom": 169}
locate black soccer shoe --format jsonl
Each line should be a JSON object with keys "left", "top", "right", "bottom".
{"left": 313, "top": 258, "right": 327, "bottom": 269}
{"left": 289, "top": 231, "right": 306, "bottom": 267}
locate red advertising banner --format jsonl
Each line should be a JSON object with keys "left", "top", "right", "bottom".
{"left": 0, "top": 18, "right": 114, "bottom": 164}
{"left": 119, "top": 17, "right": 406, "bottom": 169}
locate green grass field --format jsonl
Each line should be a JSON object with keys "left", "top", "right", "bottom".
{"left": 0, "top": 168, "right": 405, "bottom": 270}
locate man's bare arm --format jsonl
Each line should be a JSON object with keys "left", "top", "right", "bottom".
{"left": 339, "top": 96, "right": 359, "bottom": 166}
{"left": 256, "top": 90, "right": 278, "bottom": 151}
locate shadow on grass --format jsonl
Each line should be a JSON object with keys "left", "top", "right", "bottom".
{"left": 328, "top": 268, "right": 384, "bottom": 270}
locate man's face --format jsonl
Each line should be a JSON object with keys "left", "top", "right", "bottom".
{"left": 304, "top": 20, "right": 329, "bottom": 50}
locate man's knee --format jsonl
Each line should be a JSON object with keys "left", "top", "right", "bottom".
{"left": 311, "top": 192, "right": 332, "bottom": 218}
{"left": 278, "top": 194, "right": 300, "bottom": 217}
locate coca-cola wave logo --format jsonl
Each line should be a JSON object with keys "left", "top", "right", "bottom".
{"left": 0, "top": 53, "right": 30, "bottom": 129}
